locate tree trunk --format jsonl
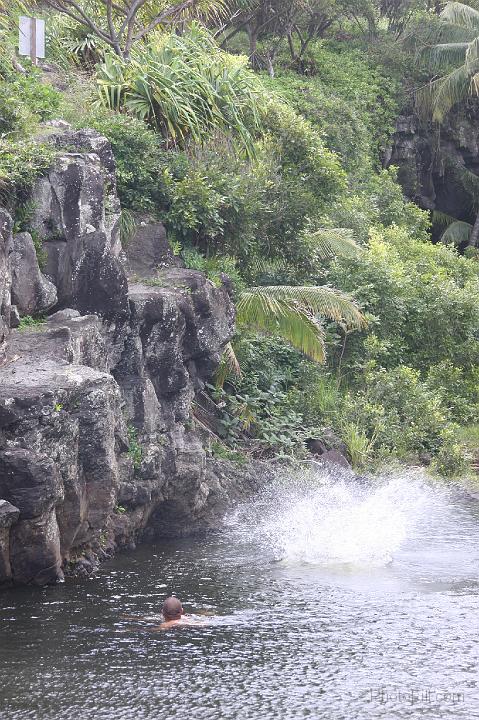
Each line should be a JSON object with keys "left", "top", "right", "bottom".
{"left": 468, "top": 209, "right": 479, "bottom": 247}
{"left": 246, "top": 22, "right": 257, "bottom": 58}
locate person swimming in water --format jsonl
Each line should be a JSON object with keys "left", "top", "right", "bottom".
{"left": 156, "top": 596, "right": 188, "bottom": 630}
{"left": 122, "top": 596, "right": 206, "bottom": 631}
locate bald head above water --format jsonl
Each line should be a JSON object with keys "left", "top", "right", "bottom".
{"left": 162, "top": 596, "right": 183, "bottom": 620}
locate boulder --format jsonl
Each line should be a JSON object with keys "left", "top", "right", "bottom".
{"left": 317, "top": 449, "right": 351, "bottom": 470}
{"left": 30, "top": 130, "right": 128, "bottom": 321}
{"left": 72, "top": 230, "right": 129, "bottom": 322}
{"left": 126, "top": 220, "right": 182, "bottom": 278}
{"left": 9, "top": 305, "right": 20, "bottom": 328}
{"left": 0, "top": 500, "right": 20, "bottom": 584}
{"left": 0, "top": 339, "right": 126, "bottom": 584}
{"left": 11, "top": 232, "right": 57, "bottom": 315}
{"left": 123, "top": 269, "right": 235, "bottom": 426}
{"left": 33, "top": 128, "right": 121, "bottom": 257}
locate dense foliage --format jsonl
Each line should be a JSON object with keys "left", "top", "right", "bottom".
{"left": 3, "top": 0, "right": 479, "bottom": 477}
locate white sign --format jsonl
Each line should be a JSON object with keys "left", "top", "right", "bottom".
{"left": 19, "top": 16, "right": 45, "bottom": 60}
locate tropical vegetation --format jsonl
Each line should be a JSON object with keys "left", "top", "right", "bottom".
{"left": 2, "top": 0, "right": 479, "bottom": 477}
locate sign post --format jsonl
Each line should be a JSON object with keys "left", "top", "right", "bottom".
{"left": 19, "top": 17, "right": 45, "bottom": 65}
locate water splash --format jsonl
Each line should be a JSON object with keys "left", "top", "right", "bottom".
{"left": 226, "top": 466, "right": 445, "bottom": 569}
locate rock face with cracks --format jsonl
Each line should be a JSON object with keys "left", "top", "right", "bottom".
{"left": 0, "top": 128, "right": 258, "bottom": 588}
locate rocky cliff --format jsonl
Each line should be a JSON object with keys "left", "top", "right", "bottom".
{"left": 0, "top": 127, "right": 256, "bottom": 587}
{"left": 387, "top": 107, "right": 479, "bottom": 230}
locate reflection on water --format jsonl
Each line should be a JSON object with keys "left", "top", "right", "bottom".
{"left": 1, "top": 467, "right": 479, "bottom": 720}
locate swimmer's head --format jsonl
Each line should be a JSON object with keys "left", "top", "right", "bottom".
{"left": 162, "top": 596, "right": 183, "bottom": 620}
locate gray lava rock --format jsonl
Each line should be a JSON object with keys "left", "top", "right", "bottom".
{"left": 9, "top": 305, "right": 20, "bottom": 328}
{"left": 0, "top": 500, "right": 19, "bottom": 528}
{"left": 126, "top": 220, "right": 183, "bottom": 278}
{"left": 0, "top": 500, "right": 20, "bottom": 584}
{"left": 317, "top": 449, "right": 352, "bottom": 470}
{"left": 11, "top": 232, "right": 57, "bottom": 315}
{"left": 0, "top": 209, "right": 12, "bottom": 359}
{"left": 30, "top": 131, "right": 126, "bottom": 319}
{"left": 388, "top": 110, "right": 479, "bottom": 220}
{"left": 73, "top": 231, "right": 129, "bottom": 322}
{"left": 0, "top": 132, "right": 238, "bottom": 588}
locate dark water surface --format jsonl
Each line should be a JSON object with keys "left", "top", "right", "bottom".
{"left": 1, "top": 469, "right": 479, "bottom": 719}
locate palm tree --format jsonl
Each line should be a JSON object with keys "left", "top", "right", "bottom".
{"left": 217, "top": 229, "right": 365, "bottom": 383}
{"left": 416, "top": 2, "right": 479, "bottom": 246}
{"left": 236, "top": 284, "right": 364, "bottom": 362}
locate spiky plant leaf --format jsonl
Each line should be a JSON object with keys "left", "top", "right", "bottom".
{"left": 96, "top": 25, "right": 261, "bottom": 153}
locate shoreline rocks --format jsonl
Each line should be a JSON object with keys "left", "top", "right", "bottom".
{"left": 0, "top": 128, "right": 244, "bottom": 588}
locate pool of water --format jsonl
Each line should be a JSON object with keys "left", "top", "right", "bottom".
{"left": 1, "top": 467, "right": 479, "bottom": 719}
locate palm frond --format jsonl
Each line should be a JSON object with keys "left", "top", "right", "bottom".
{"left": 424, "top": 42, "right": 468, "bottom": 70}
{"left": 416, "top": 62, "right": 474, "bottom": 121}
{"left": 237, "top": 285, "right": 365, "bottom": 364}
{"left": 449, "top": 158, "right": 479, "bottom": 207}
{"left": 435, "top": 19, "right": 478, "bottom": 43}
{"left": 215, "top": 341, "right": 241, "bottom": 388}
{"left": 238, "top": 293, "right": 327, "bottom": 363}
{"left": 440, "top": 219, "right": 472, "bottom": 244}
{"left": 272, "top": 304, "right": 327, "bottom": 364}
{"left": 310, "top": 228, "right": 361, "bottom": 260}
{"left": 441, "top": 2, "right": 479, "bottom": 32}
{"left": 432, "top": 209, "right": 459, "bottom": 229}
{"left": 239, "top": 286, "right": 365, "bottom": 330}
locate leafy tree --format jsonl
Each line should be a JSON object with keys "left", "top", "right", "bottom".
{"left": 43, "top": 0, "right": 226, "bottom": 58}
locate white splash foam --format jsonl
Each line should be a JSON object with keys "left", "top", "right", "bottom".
{"left": 227, "top": 466, "right": 442, "bottom": 569}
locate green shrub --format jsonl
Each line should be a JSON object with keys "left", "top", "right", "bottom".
{"left": 0, "top": 70, "right": 62, "bottom": 136}
{"left": 72, "top": 109, "right": 164, "bottom": 213}
{"left": 265, "top": 72, "right": 372, "bottom": 175}
{"left": 431, "top": 438, "right": 470, "bottom": 479}
{"left": 127, "top": 425, "right": 143, "bottom": 469}
{"left": 260, "top": 98, "right": 346, "bottom": 204}
{"left": 181, "top": 246, "right": 244, "bottom": 291}
{"left": 0, "top": 139, "right": 54, "bottom": 209}
{"left": 18, "top": 315, "right": 46, "bottom": 330}
{"left": 426, "top": 362, "right": 479, "bottom": 425}
{"left": 336, "top": 366, "right": 464, "bottom": 471}
{"left": 330, "top": 224, "right": 479, "bottom": 374}
{"left": 265, "top": 40, "right": 400, "bottom": 169}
